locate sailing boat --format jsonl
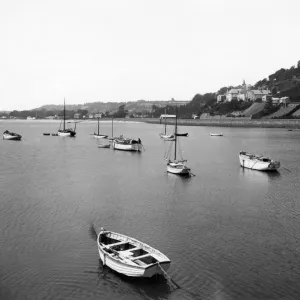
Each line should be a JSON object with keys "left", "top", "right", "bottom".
{"left": 94, "top": 112, "right": 108, "bottom": 138}
{"left": 110, "top": 118, "right": 143, "bottom": 151}
{"left": 160, "top": 108, "right": 175, "bottom": 140}
{"left": 165, "top": 107, "right": 191, "bottom": 175}
{"left": 58, "top": 99, "right": 76, "bottom": 137}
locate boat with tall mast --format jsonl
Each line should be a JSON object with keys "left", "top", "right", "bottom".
{"left": 160, "top": 108, "right": 175, "bottom": 140}
{"left": 165, "top": 106, "right": 191, "bottom": 175}
{"left": 108, "top": 117, "right": 115, "bottom": 142}
{"left": 58, "top": 99, "right": 76, "bottom": 137}
{"left": 94, "top": 112, "right": 108, "bottom": 139}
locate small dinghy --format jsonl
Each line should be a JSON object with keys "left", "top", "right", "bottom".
{"left": 210, "top": 133, "right": 223, "bottom": 136}
{"left": 97, "top": 228, "right": 171, "bottom": 278}
{"left": 239, "top": 151, "right": 280, "bottom": 171}
{"left": 52, "top": 133, "right": 58, "bottom": 136}
{"left": 3, "top": 130, "right": 22, "bottom": 140}
{"left": 175, "top": 132, "right": 188, "bottom": 137}
{"left": 98, "top": 144, "right": 110, "bottom": 148}
{"left": 43, "top": 133, "right": 50, "bottom": 136}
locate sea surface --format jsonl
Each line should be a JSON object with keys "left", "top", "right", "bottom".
{"left": 1, "top": 120, "right": 300, "bottom": 300}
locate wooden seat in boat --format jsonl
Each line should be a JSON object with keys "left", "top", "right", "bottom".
{"left": 130, "top": 254, "right": 151, "bottom": 261}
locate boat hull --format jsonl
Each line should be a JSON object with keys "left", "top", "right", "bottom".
{"left": 3, "top": 134, "right": 22, "bottom": 140}
{"left": 167, "top": 162, "right": 190, "bottom": 175}
{"left": 98, "top": 144, "right": 110, "bottom": 148}
{"left": 58, "top": 131, "right": 76, "bottom": 137}
{"left": 112, "top": 141, "right": 142, "bottom": 151}
{"left": 97, "top": 230, "right": 171, "bottom": 278}
{"left": 94, "top": 134, "right": 108, "bottom": 139}
{"left": 160, "top": 134, "right": 175, "bottom": 141}
{"left": 239, "top": 153, "right": 280, "bottom": 171}
{"left": 210, "top": 133, "right": 223, "bottom": 136}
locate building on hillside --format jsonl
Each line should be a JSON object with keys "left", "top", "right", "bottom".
{"left": 226, "top": 89, "right": 244, "bottom": 101}
{"left": 247, "top": 90, "right": 271, "bottom": 101}
{"left": 94, "top": 113, "right": 103, "bottom": 118}
{"left": 160, "top": 114, "right": 176, "bottom": 119}
{"left": 74, "top": 113, "right": 81, "bottom": 119}
{"left": 88, "top": 114, "right": 94, "bottom": 119}
{"left": 262, "top": 95, "right": 272, "bottom": 102}
{"left": 271, "top": 97, "right": 281, "bottom": 105}
{"left": 192, "top": 114, "right": 199, "bottom": 119}
{"left": 217, "top": 95, "right": 226, "bottom": 103}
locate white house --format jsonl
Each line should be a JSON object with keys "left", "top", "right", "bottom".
{"left": 160, "top": 114, "right": 176, "bottom": 119}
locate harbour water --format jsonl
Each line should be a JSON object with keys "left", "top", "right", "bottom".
{"left": 1, "top": 120, "right": 300, "bottom": 300}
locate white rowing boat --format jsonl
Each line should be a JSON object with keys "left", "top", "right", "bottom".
{"left": 239, "top": 151, "right": 280, "bottom": 171}
{"left": 210, "top": 133, "right": 223, "bottom": 136}
{"left": 3, "top": 130, "right": 22, "bottom": 140}
{"left": 97, "top": 228, "right": 171, "bottom": 278}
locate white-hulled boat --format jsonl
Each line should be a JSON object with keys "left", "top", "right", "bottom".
{"left": 160, "top": 108, "right": 175, "bottom": 140}
{"left": 3, "top": 130, "right": 22, "bottom": 140}
{"left": 210, "top": 133, "right": 223, "bottom": 136}
{"left": 58, "top": 99, "right": 76, "bottom": 137}
{"left": 112, "top": 135, "right": 143, "bottom": 151}
{"left": 97, "top": 228, "right": 171, "bottom": 278}
{"left": 165, "top": 106, "right": 191, "bottom": 175}
{"left": 94, "top": 112, "right": 108, "bottom": 139}
{"left": 160, "top": 134, "right": 175, "bottom": 141}
{"left": 239, "top": 151, "right": 280, "bottom": 171}
{"left": 167, "top": 160, "right": 190, "bottom": 175}
{"left": 98, "top": 143, "right": 110, "bottom": 148}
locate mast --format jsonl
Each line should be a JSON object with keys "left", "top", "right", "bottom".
{"left": 63, "top": 98, "right": 66, "bottom": 130}
{"left": 174, "top": 106, "right": 177, "bottom": 161}
{"left": 97, "top": 110, "right": 100, "bottom": 135}
{"left": 112, "top": 117, "right": 114, "bottom": 138}
{"left": 164, "top": 107, "right": 167, "bottom": 135}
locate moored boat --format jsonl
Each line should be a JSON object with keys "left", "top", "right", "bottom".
{"left": 165, "top": 106, "right": 191, "bottom": 175}
{"left": 58, "top": 99, "right": 76, "bottom": 137}
{"left": 112, "top": 135, "right": 143, "bottom": 151}
{"left": 3, "top": 130, "right": 22, "bottom": 140}
{"left": 175, "top": 132, "right": 188, "bottom": 137}
{"left": 94, "top": 111, "right": 108, "bottom": 139}
{"left": 160, "top": 108, "right": 175, "bottom": 140}
{"left": 210, "top": 133, "right": 223, "bottom": 136}
{"left": 98, "top": 144, "right": 110, "bottom": 148}
{"left": 97, "top": 228, "right": 171, "bottom": 278}
{"left": 239, "top": 151, "right": 280, "bottom": 171}
{"left": 160, "top": 134, "right": 175, "bottom": 141}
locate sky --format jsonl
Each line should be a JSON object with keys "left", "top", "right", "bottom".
{"left": 1, "top": 0, "right": 300, "bottom": 111}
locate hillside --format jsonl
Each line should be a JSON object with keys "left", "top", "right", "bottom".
{"left": 241, "top": 103, "right": 266, "bottom": 117}
{"left": 254, "top": 60, "right": 300, "bottom": 101}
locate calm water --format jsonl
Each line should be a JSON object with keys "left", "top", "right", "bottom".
{"left": 1, "top": 120, "right": 300, "bottom": 300}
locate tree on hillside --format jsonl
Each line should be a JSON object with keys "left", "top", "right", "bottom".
{"left": 113, "top": 104, "right": 128, "bottom": 118}
{"left": 217, "top": 87, "right": 228, "bottom": 95}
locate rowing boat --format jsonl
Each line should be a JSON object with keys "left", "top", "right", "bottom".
{"left": 97, "top": 228, "right": 171, "bottom": 277}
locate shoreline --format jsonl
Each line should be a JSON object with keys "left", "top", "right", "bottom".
{"left": 133, "top": 118, "right": 300, "bottom": 129}
{"left": 2, "top": 118, "right": 300, "bottom": 129}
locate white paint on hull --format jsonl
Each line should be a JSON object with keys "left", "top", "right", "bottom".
{"left": 167, "top": 162, "right": 190, "bottom": 175}
{"left": 94, "top": 134, "right": 108, "bottom": 139}
{"left": 112, "top": 142, "right": 142, "bottom": 151}
{"left": 97, "top": 230, "right": 171, "bottom": 278}
{"left": 3, "top": 134, "right": 21, "bottom": 140}
{"left": 239, "top": 152, "right": 280, "bottom": 171}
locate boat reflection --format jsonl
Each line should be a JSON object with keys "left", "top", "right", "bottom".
{"left": 239, "top": 167, "right": 281, "bottom": 183}
{"left": 97, "top": 259, "right": 171, "bottom": 299}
